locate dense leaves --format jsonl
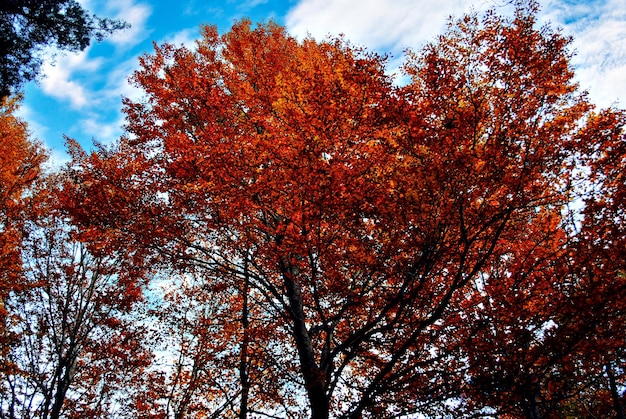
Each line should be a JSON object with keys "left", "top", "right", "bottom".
{"left": 60, "top": 3, "right": 626, "bottom": 418}
{"left": 2, "top": 1, "right": 625, "bottom": 418}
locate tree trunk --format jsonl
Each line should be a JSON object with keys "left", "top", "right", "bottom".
{"left": 281, "top": 263, "right": 330, "bottom": 419}
{"left": 50, "top": 360, "right": 74, "bottom": 419}
{"left": 522, "top": 390, "right": 541, "bottom": 419}
{"left": 606, "top": 362, "right": 625, "bottom": 419}
{"left": 239, "top": 260, "right": 251, "bottom": 419}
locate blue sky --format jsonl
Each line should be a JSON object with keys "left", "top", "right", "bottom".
{"left": 18, "top": 0, "right": 626, "bottom": 166}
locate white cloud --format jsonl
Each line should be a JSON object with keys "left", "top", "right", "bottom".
{"left": 44, "top": 147, "right": 72, "bottom": 171}
{"left": 33, "top": 1, "right": 151, "bottom": 110}
{"left": 80, "top": 114, "right": 123, "bottom": 143}
{"left": 78, "top": 0, "right": 153, "bottom": 48}
{"left": 160, "top": 28, "right": 200, "bottom": 48}
{"left": 236, "top": 0, "right": 270, "bottom": 11}
{"left": 104, "top": 55, "right": 145, "bottom": 102}
{"left": 104, "top": 1, "right": 153, "bottom": 48}
{"left": 39, "top": 49, "right": 103, "bottom": 108}
{"left": 542, "top": 0, "right": 626, "bottom": 108}
{"left": 284, "top": 0, "right": 514, "bottom": 80}
{"left": 286, "top": 0, "right": 505, "bottom": 52}
{"left": 285, "top": 0, "right": 626, "bottom": 108}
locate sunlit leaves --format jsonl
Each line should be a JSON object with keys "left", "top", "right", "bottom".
{"left": 57, "top": 3, "right": 626, "bottom": 418}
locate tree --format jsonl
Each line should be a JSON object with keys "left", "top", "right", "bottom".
{"left": 0, "top": 177, "right": 154, "bottom": 419}
{"left": 573, "top": 108, "right": 626, "bottom": 418}
{"left": 453, "top": 107, "right": 626, "bottom": 418}
{"left": 0, "top": 96, "right": 46, "bottom": 374}
{"left": 138, "top": 264, "right": 303, "bottom": 418}
{"left": 0, "top": 0, "right": 128, "bottom": 98}
{"left": 457, "top": 206, "right": 626, "bottom": 418}
{"left": 61, "top": 3, "right": 625, "bottom": 418}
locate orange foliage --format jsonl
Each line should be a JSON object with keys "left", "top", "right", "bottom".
{"left": 0, "top": 96, "right": 46, "bottom": 373}
{"left": 59, "top": 3, "right": 625, "bottom": 418}
{"left": 1, "top": 183, "right": 154, "bottom": 418}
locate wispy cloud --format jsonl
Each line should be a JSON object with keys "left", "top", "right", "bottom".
{"left": 542, "top": 0, "right": 626, "bottom": 108}
{"left": 235, "top": 0, "right": 270, "bottom": 12}
{"left": 285, "top": 0, "right": 625, "bottom": 108}
{"left": 39, "top": 49, "right": 103, "bottom": 108}
{"left": 79, "top": 113, "right": 125, "bottom": 144}
{"left": 183, "top": 0, "right": 224, "bottom": 19}
{"left": 160, "top": 28, "right": 201, "bottom": 47}
{"left": 78, "top": 0, "right": 152, "bottom": 48}
{"left": 284, "top": 0, "right": 514, "bottom": 80}
{"left": 285, "top": 0, "right": 505, "bottom": 52}
{"left": 104, "top": 55, "right": 145, "bottom": 101}
{"left": 105, "top": 1, "right": 153, "bottom": 48}
{"left": 34, "top": 0, "right": 153, "bottom": 147}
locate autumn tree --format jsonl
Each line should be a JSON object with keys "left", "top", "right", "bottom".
{"left": 572, "top": 108, "right": 626, "bottom": 417}
{"left": 0, "top": 178, "right": 154, "bottom": 419}
{"left": 0, "top": 96, "right": 46, "bottom": 374}
{"left": 0, "top": 0, "right": 128, "bottom": 98}
{"left": 407, "top": 5, "right": 626, "bottom": 416}
{"left": 451, "top": 101, "right": 626, "bottom": 418}
{"left": 62, "top": 3, "right": 624, "bottom": 418}
{"left": 0, "top": 99, "right": 153, "bottom": 418}
{"left": 138, "top": 263, "right": 303, "bottom": 418}
{"left": 457, "top": 204, "right": 626, "bottom": 417}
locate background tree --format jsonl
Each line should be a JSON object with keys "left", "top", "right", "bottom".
{"left": 0, "top": 176, "right": 153, "bottom": 419}
{"left": 0, "top": 0, "right": 128, "bottom": 98}
{"left": 138, "top": 263, "right": 303, "bottom": 418}
{"left": 0, "top": 96, "right": 46, "bottom": 374}
{"left": 574, "top": 108, "right": 626, "bottom": 417}
{"left": 61, "top": 3, "right": 625, "bottom": 418}
{"left": 454, "top": 108, "right": 626, "bottom": 418}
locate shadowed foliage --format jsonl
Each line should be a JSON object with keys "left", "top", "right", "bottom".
{"left": 0, "top": 0, "right": 128, "bottom": 98}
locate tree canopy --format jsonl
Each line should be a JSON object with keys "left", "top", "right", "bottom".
{"left": 0, "top": 97, "right": 46, "bottom": 368}
{"left": 1, "top": 1, "right": 625, "bottom": 418}
{"left": 61, "top": 3, "right": 626, "bottom": 418}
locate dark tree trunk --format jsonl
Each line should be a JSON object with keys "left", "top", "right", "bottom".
{"left": 281, "top": 263, "right": 330, "bottom": 419}
{"left": 606, "top": 363, "right": 625, "bottom": 419}
{"left": 239, "top": 260, "right": 251, "bottom": 419}
{"left": 521, "top": 391, "right": 541, "bottom": 419}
